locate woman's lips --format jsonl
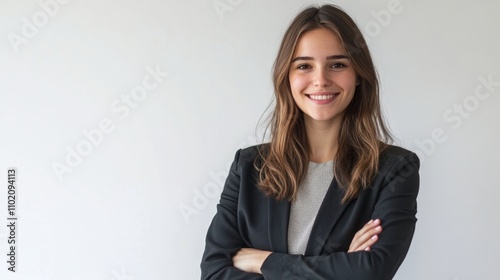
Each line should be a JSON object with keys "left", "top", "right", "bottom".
{"left": 306, "top": 92, "right": 339, "bottom": 104}
{"left": 309, "top": 94, "right": 335, "bottom": 100}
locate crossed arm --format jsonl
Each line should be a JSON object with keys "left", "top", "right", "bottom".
{"left": 232, "top": 219, "right": 383, "bottom": 274}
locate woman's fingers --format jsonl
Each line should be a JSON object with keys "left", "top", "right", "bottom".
{"left": 348, "top": 219, "right": 383, "bottom": 252}
{"left": 358, "top": 232, "right": 379, "bottom": 251}
{"left": 348, "top": 220, "right": 380, "bottom": 252}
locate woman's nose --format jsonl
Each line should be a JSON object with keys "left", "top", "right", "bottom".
{"left": 313, "top": 68, "right": 332, "bottom": 87}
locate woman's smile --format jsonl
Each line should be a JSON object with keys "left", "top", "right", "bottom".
{"left": 306, "top": 92, "right": 340, "bottom": 104}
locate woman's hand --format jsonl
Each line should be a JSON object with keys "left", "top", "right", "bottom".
{"left": 348, "top": 219, "right": 383, "bottom": 252}
{"left": 232, "top": 248, "right": 272, "bottom": 274}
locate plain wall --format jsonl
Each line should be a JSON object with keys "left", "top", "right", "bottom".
{"left": 0, "top": 0, "right": 499, "bottom": 279}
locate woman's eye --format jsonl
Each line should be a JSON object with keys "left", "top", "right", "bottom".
{"left": 331, "top": 63, "right": 346, "bottom": 69}
{"left": 297, "top": 64, "right": 311, "bottom": 70}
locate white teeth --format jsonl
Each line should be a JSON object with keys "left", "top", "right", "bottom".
{"left": 309, "top": 94, "right": 334, "bottom": 100}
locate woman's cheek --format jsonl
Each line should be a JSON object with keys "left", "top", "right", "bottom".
{"left": 289, "top": 74, "right": 309, "bottom": 94}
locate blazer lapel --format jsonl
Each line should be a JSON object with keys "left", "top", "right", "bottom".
{"left": 304, "top": 179, "right": 352, "bottom": 255}
{"left": 267, "top": 196, "right": 290, "bottom": 253}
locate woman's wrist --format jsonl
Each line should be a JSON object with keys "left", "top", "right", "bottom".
{"left": 257, "top": 251, "right": 272, "bottom": 273}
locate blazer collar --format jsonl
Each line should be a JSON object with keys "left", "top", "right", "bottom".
{"left": 267, "top": 179, "right": 351, "bottom": 255}
{"left": 304, "top": 179, "right": 351, "bottom": 255}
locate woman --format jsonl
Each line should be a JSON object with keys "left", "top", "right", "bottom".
{"left": 201, "top": 4, "right": 419, "bottom": 280}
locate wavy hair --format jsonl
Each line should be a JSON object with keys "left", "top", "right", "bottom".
{"left": 257, "top": 5, "right": 393, "bottom": 204}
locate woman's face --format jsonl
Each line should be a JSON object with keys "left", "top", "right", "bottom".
{"left": 289, "top": 28, "right": 357, "bottom": 126}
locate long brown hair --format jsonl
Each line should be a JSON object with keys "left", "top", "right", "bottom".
{"left": 257, "top": 5, "right": 393, "bottom": 204}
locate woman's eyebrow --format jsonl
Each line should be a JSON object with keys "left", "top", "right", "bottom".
{"left": 327, "top": 55, "right": 349, "bottom": 60}
{"left": 291, "top": 55, "right": 349, "bottom": 62}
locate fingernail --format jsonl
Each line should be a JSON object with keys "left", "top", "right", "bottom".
{"left": 371, "top": 235, "right": 377, "bottom": 240}
{"left": 367, "top": 219, "right": 373, "bottom": 224}
{"left": 374, "top": 219, "right": 380, "bottom": 224}
{"left": 364, "top": 247, "right": 370, "bottom": 251}
{"left": 375, "top": 226, "right": 381, "bottom": 231}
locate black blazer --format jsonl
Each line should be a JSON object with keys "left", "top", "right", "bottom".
{"left": 201, "top": 144, "right": 420, "bottom": 280}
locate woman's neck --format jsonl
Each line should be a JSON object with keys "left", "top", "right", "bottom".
{"left": 305, "top": 116, "right": 342, "bottom": 163}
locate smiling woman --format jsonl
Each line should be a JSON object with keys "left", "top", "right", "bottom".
{"left": 201, "top": 4, "right": 419, "bottom": 280}
{"left": 288, "top": 28, "right": 357, "bottom": 145}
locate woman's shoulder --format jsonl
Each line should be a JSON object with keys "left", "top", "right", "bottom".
{"left": 378, "top": 144, "right": 420, "bottom": 173}
{"left": 380, "top": 144, "right": 416, "bottom": 158}
{"left": 236, "top": 143, "right": 419, "bottom": 171}
{"left": 234, "top": 143, "right": 269, "bottom": 165}
{"left": 239, "top": 143, "right": 268, "bottom": 157}
{"left": 238, "top": 143, "right": 418, "bottom": 161}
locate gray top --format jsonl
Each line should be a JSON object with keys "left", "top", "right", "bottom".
{"left": 288, "top": 160, "right": 334, "bottom": 255}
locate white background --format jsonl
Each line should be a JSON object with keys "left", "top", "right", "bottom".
{"left": 0, "top": 0, "right": 499, "bottom": 279}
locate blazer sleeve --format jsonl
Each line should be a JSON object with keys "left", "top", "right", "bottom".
{"left": 200, "top": 149, "right": 264, "bottom": 280}
{"left": 260, "top": 151, "right": 420, "bottom": 280}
